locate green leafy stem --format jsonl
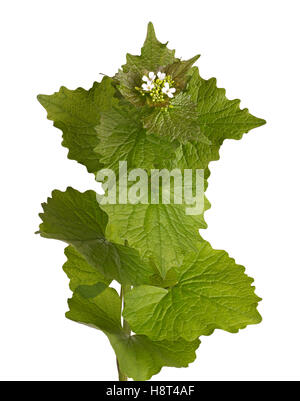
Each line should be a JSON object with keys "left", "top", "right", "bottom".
{"left": 37, "top": 22, "right": 265, "bottom": 381}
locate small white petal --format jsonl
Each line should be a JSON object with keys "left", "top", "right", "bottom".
{"left": 157, "top": 71, "right": 166, "bottom": 80}
{"left": 142, "top": 75, "right": 149, "bottom": 82}
{"left": 169, "top": 87, "right": 176, "bottom": 93}
{"left": 163, "top": 82, "right": 170, "bottom": 90}
{"left": 142, "top": 83, "right": 150, "bottom": 91}
{"left": 148, "top": 72, "right": 156, "bottom": 80}
{"left": 167, "top": 92, "right": 174, "bottom": 98}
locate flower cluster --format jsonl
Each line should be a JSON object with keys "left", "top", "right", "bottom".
{"left": 136, "top": 71, "right": 176, "bottom": 104}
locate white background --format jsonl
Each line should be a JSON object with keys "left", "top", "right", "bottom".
{"left": 1, "top": 0, "right": 299, "bottom": 381}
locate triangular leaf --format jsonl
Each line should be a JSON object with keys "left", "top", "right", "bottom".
{"left": 165, "top": 55, "right": 200, "bottom": 90}
{"left": 123, "top": 22, "right": 177, "bottom": 74}
{"left": 186, "top": 67, "right": 266, "bottom": 143}
{"left": 37, "top": 77, "right": 117, "bottom": 173}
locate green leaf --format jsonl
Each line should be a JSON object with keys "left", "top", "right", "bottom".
{"left": 102, "top": 197, "right": 209, "bottom": 278}
{"left": 165, "top": 55, "right": 200, "bottom": 90}
{"left": 95, "top": 103, "right": 178, "bottom": 171}
{"left": 150, "top": 263, "right": 178, "bottom": 289}
{"left": 37, "top": 77, "right": 117, "bottom": 173}
{"left": 164, "top": 68, "right": 265, "bottom": 170}
{"left": 67, "top": 289, "right": 200, "bottom": 381}
{"left": 186, "top": 67, "right": 266, "bottom": 143}
{"left": 114, "top": 70, "right": 144, "bottom": 107}
{"left": 67, "top": 288, "right": 123, "bottom": 334}
{"left": 173, "top": 141, "right": 220, "bottom": 171}
{"left": 123, "top": 241, "right": 262, "bottom": 341}
{"left": 38, "top": 187, "right": 153, "bottom": 286}
{"left": 63, "top": 246, "right": 110, "bottom": 298}
{"left": 122, "top": 22, "right": 177, "bottom": 74}
{"left": 143, "top": 93, "right": 210, "bottom": 144}
{"left": 108, "top": 332, "right": 200, "bottom": 381}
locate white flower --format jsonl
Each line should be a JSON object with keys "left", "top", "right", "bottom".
{"left": 157, "top": 71, "right": 166, "bottom": 80}
{"left": 162, "top": 82, "right": 176, "bottom": 98}
{"left": 142, "top": 82, "right": 154, "bottom": 91}
{"left": 148, "top": 71, "right": 156, "bottom": 81}
{"left": 142, "top": 71, "right": 156, "bottom": 83}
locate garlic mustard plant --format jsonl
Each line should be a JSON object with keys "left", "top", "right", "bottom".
{"left": 37, "top": 23, "right": 265, "bottom": 381}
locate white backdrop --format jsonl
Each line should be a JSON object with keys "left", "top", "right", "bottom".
{"left": 1, "top": 0, "right": 299, "bottom": 381}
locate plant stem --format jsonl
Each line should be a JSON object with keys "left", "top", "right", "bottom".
{"left": 117, "top": 357, "right": 127, "bottom": 381}
{"left": 121, "top": 284, "right": 131, "bottom": 336}
{"left": 117, "top": 283, "right": 131, "bottom": 381}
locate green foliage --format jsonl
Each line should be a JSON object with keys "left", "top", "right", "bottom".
{"left": 38, "top": 187, "right": 153, "bottom": 286}
{"left": 37, "top": 22, "right": 265, "bottom": 381}
{"left": 186, "top": 67, "right": 266, "bottom": 143}
{"left": 66, "top": 288, "right": 200, "bottom": 381}
{"left": 101, "top": 198, "right": 209, "bottom": 278}
{"left": 143, "top": 92, "right": 211, "bottom": 143}
{"left": 63, "top": 246, "right": 110, "bottom": 297}
{"left": 95, "top": 104, "right": 177, "bottom": 171}
{"left": 38, "top": 77, "right": 117, "bottom": 173}
{"left": 123, "top": 241, "right": 262, "bottom": 341}
{"left": 122, "top": 22, "right": 177, "bottom": 74}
